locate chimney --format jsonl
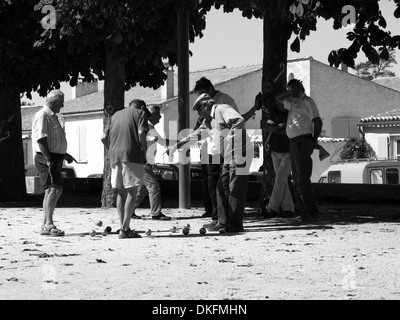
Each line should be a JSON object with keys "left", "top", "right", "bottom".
{"left": 161, "top": 67, "right": 174, "bottom": 100}
{"left": 341, "top": 63, "right": 348, "bottom": 73}
{"left": 71, "top": 79, "right": 98, "bottom": 99}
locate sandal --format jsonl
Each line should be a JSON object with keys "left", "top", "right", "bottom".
{"left": 40, "top": 224, "right": 65, "bottom": 237}
{"left": 118, "top": 228, "right": 141, "bottom": 239}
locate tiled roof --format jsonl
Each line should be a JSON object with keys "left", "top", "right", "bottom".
{"left": 359, "top": 77, "right": 400, "bottom": 125}
{"left": 360, "top": 109, "right": 400, "bottom": 124}
{"left": 61, "top": 64, "right": 263, "bottom": 116}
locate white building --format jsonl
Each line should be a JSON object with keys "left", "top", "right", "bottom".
{"left": 22, "top": 58, "right": 400, "bottom": 181}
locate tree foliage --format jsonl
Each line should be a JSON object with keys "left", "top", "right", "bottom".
{"left": 354, "top": 48, "right": 397, "bottom": 79}
{"left": 32, "top": 0, "right": 208, "bottom": 207}
{"left": 198, "top": 0, "right": 400, "bottom": 211}
{"left": 334, "top": 137, "right": 377, "bottom": 160}
{"left": 0, "top": 0, "right": 208, "bottom": 202}
{"left": 34, "top": 0, "right": 207, "bottom": 96}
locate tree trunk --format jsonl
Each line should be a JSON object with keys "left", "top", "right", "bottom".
{"left": 259, "top": 1, "right": 290, "bottom": 213}
{"left": 101, "top": 44, "right": 126, "bottom": 208}
{"left": 0, "top": 85, "right": 26, "bottom": 201}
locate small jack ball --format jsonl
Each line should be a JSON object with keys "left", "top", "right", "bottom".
{"left": 199, "top": 227, "right": 206, "bottom": 235}
{"left": 170, "top": 226, "right": 177, "bottom": 233}
{"left": 182, "top": 227, "right": 189, "bottom": 235}
{"left": 145, "top": 229, "right": 152, "bottom": 236}
{"left": 96, "top": 221, "right": 103, "bottom": 227}
{"left": 184, "top": 224, "right": 190, "bottom": 229}
{"left": 90, "top": 230, "right": 96, "bottom": 237}
{"left": 105, "top": 226, "right": 112, "bottom": 233}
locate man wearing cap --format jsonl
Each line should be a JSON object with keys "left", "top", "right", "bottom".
{"left": 192, "top": 93, "right": 253, "bottom": 233}
{"left": 192, "top": 77, "right": 260, "bottom": 225}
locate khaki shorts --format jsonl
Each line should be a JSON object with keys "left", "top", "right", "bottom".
{"left": 111, "top": 162, "right": 144, "bottom": 189}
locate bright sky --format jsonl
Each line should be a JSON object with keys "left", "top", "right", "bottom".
{"left": 27, "top": 0, "right": 400, "bottom": 105}
{"left": 189, "top": 0, "right": 400, "bottom": 76}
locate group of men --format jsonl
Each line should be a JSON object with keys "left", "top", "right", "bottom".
{"left": 32, "top": 75, "right": 323, "bottom": 239}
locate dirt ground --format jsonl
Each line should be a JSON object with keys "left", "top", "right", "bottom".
{"left": 0, "top": 193, "right": 399, "bottom": 301}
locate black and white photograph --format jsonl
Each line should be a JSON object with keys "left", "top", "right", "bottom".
{"left": 0, "top": 0, "right": 400, "bottom": 305}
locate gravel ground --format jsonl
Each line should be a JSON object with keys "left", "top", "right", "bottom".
{"left": 0, "top": 193, "right": 399, "bottom": 301}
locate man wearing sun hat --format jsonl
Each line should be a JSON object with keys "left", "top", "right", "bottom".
{"left": 192, "top": 93, "right": 253, "bottom": 233}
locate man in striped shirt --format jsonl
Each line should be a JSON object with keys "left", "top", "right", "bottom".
{"left": 32, "top": 90, "right": 75, "bottom": 237}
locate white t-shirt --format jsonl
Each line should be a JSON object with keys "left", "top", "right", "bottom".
{"left": 284, "top": 94, "right": 320, "bottom": 139}
{"left": 204, "top": 91, "right": 239, "bottom": 155}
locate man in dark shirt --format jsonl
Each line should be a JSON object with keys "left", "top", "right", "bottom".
{"left": 101, "top": 100, "right": 149, "bottom": 239}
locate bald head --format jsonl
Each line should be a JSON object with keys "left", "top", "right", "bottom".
{"left": 46, "top": 90, "right": 64, "bottom": 113}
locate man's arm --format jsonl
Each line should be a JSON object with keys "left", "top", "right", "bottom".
{"left": 139, "top": 129, "right": 148, "bottom": 161}
{"left": 312, "top": 117, "right": 323, "bottom": 142}
{"left": 165, "top": 127, "right": 208, "bottom": 155}
{"left": 36, "top": 137, "right": 52, "bottom": 165}
{"left": 275, "top": 90, "right": 291, "bottom": 104}
{"left": 100, "top": 119, "right": 111, "bottom": 151}
{"left": 265, "top": 122, "right": 286, "bottom": 134}
{"left": 147, "top": 127, "right": 173, "bottom": 147}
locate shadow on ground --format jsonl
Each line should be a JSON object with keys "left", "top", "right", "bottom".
{"left": 1, "top": 192, "right": 400, "bottom": 227}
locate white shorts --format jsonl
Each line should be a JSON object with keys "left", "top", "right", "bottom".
{"left": 111, "top": 162, "right": 144, "bottom": 189}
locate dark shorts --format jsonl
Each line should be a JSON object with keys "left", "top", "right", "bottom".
{"left": 34, "top": 153, "right": 65, "bottom": 190}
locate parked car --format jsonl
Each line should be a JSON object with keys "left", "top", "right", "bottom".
{"left": 153, "top": 163, "right": 263, "bottom": 182}
{"left": 87, "top": 173, "right": 103, "bottom": 178}
{"left": 152, "top": 163, "right": 203, "bottom": 180}
{"left": 25, "top": 164, "right": 77, "bottom": 178}
{"left": 318, "top": 159, "right": 400, "bottom": 184}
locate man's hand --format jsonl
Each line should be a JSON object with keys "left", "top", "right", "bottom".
{"left": 255, "top": 92, "right": 263, "bottom": 110}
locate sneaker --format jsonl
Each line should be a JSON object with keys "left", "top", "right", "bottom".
{"left": 131, "top": 213, "right": 142, "bottom": 219}
{"left": 152, "top": 213, "right": 171, "bottom": 221}
{"left": 119, "top": 229, "right": 142, "bottom": 239}
{"left": 203, "top": 220, "right": 218, "bottom": 228}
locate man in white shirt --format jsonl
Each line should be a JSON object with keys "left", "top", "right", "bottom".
{"left": 275, "top": 79, "right": 323, "bottom": 222}
{"left": 133, "top": 102, "right": 171, "bottom": 220}
{"left": 32, "top": 90, "right": 75, "bottom": 237}
{"left": 192, "top": 93, "right": 253, "bottom": 233}
{"left": 193, "top": 77, "right": 259, "bottom": 225}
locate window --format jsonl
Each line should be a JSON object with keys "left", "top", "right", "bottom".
{"left": 23, "top": 142, "right": 28, "bottom": 165}
{"left": 370, "top": 169, "right": 383, "bottom": 184}
{"left": 77, "top": 125, "right": 87, "bottom": 162}
{"left": 253, "top": 145, "right": 260, "bottom": 159}
{"left": 331, "top": 117, "right": 360, "bottom": 138}
{"left": 319, "top": 177, "right": 327, "bottom": 183}
{"left": 161, "top": 169, "right": 174, "bottom": 180}
{"left": 386, "top": 168, "right": 399, "bottom": 184}
{"left": 328, "top": 171, "right": 341, "bottom": 183}
{"left": 397, "top": 140, "right": 400, "bottom": 161}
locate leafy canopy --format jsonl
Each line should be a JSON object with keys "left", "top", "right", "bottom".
{"left": 199, "top": 0, "right": 400, "bottom": 68}
{"left": 335, "top": 137, "right": 377, "bottom": 160}
{"left": 33, "top": 0, "right": 208, "bottom": 96}
{"left": 355, "top": 47, "right": 397, "bottom": 79}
